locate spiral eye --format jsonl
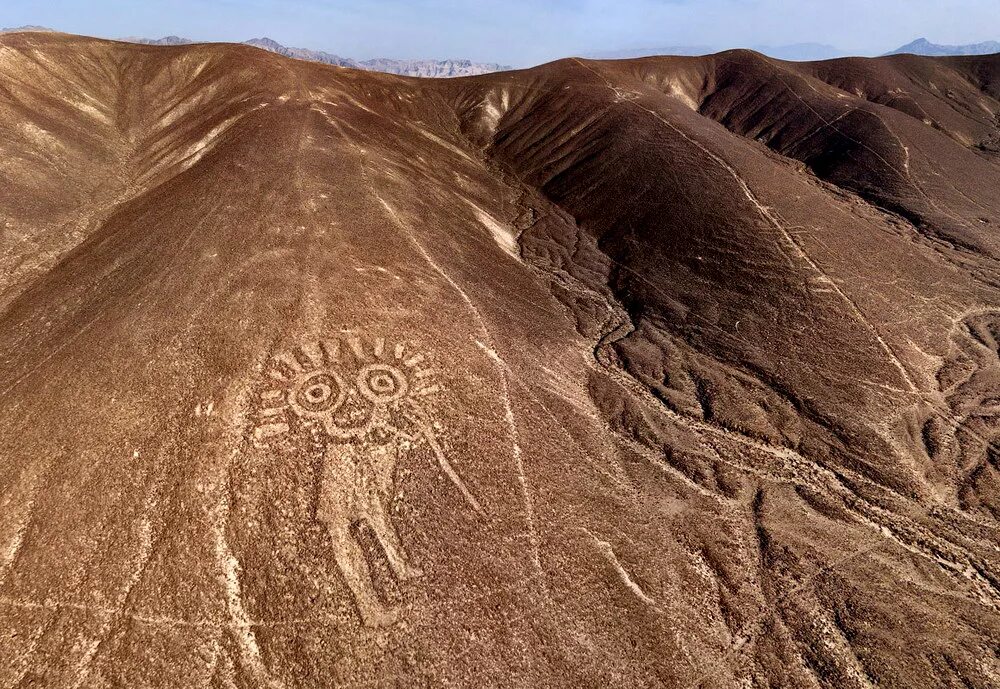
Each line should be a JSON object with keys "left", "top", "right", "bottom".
{"left": 294, "top": 373, "right": 344, "bottom": 412}
{"left": 357, "top": 364, "right": 408, "bottom": 403}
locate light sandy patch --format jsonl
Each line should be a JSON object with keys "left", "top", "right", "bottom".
{"left": 464, "top": 199, "right": 519, "bottom": 259}
{"left": 18, "top": 122, "right": 62, "bottom": 149}
{"left": 664, "top": 78, "right": 699, "bottom": 110}
{"left": 413, "top": 126, "right": 478, "bottom": 164}
{"left": 478, "top": 87, "right": 511, "bottom": 134}
{"left": 166, "top": 104, "right": 266, "bottom": 173}
{"left": 70, "top": 99, "right": 110, "bottom": 124}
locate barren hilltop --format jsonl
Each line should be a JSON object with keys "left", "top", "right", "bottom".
{"left": 1, "top": 30, "right": 1000, "bottom": 687}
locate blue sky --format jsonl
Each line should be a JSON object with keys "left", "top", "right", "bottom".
{"left": 4, "top": 0, "right": 999, "bottom": 65}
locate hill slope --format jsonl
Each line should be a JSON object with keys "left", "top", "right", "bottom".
{"left": 1, "top": 31, "right": 1000, "bottom": 688}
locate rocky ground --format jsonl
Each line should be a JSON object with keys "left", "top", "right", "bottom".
{"left": 1, "top": 31, "right": 999, "bottom": 687}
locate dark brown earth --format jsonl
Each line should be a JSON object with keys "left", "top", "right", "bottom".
{"left": 1, "top": 31, "right": 1000, "bottom": 688}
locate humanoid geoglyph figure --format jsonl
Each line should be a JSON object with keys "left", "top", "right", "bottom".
{"left": 252, "top": 335, "right": 482, "bottom": 625}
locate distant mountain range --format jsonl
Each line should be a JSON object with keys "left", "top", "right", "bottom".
{"left": 751, "top": 43, "right": 849, "bottom": 61}
{"left": 584, "top": 45, "right": 715, "bottom": 59}
{"left": 241, "top": 38, "right": 511, "bottom": 78}
{"left": 124, "top": 35, "right": 511, "bottom": 77}
{"left": 5, "top": 26, "right": 999, "bottom": 67}
{"left": 586, "top": 42, "right": 847, "bottom": 61}
{"left": 885, "top": 37, "right": 1000, "bottom": 56}
{"left": 1, "top": 25, "right": 55, "bottom": 34}
{"left": 587, "top": 38, "right": 1000, "bottom": 62}
{"left": 1, "top": 27, "right": 510, "bottom": 77}
{"left": 124, "top": 35, "right": 510, "bottom": 77}
{"left": 124, "top": 35, "right": 190, "bottom": 46}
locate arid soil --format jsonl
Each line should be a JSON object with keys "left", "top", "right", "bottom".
{"left": 1, "top": 31, "right": 1000, "bottom": 688}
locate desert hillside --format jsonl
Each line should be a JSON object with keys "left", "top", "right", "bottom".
{"left": 1, "top": 31, "right": 999, "bottom": 688}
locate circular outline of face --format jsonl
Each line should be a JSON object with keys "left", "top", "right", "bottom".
{"left": 290, "top": 371, "right": 347, "bottom": 417}
{"left": 356, "top": 363, "right": 409, "bottom": 404}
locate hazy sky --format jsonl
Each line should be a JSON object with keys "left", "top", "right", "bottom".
{"left": 4, "top": 0, "right": 999, "bottom": 65}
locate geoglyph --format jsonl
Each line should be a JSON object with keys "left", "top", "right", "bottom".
{"left": 251, "top": 334, "right": 482, "bottom": 625}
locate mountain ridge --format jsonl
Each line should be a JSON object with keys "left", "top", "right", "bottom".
{"left": 886, "top": 36, "right": 1000, "bottom": 56}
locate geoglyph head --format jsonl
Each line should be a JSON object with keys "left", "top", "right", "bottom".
{"left": 252, "top": 335, "right": 440, "bottom": 447}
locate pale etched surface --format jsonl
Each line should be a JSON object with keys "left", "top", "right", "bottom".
{"left": 250, "top": 335, "right": 480, "bottom": 626}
